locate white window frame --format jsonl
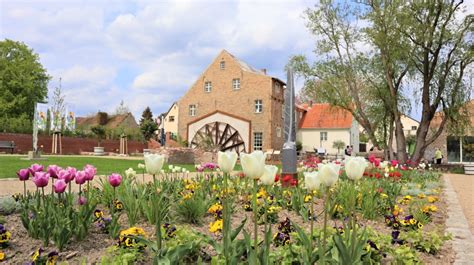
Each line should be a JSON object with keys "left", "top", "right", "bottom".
{"left": 204, "top": 81, "right": 212, "bottom": 93}
{"left": 276, "top": 127, "right": 281, "bottom": 138}
{"left": 232, "top": 78, "right": 240, "bottom": 90}
{"left": 220, "top": 61, "right": 225, "bottom": 70}
{"left": 254, "top": 132, "right": 263, "bottom": 151}
{"left": 189, "top": 104, "right": 196, "bottom": 116}
{"left": 255, "top": 99, "right": 263, "bottom": 113}
{"left": 320, "top": 131, "right": 328, "bottom": 141}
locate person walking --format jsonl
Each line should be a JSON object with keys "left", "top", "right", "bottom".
{"left": 435, "top": 148, "right": 443, "bottom": 165}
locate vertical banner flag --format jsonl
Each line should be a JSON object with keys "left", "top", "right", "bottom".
{"left": 65, "top": 109, "right": 76, "bottom": 131}
{"left": 50, "top": 107, "right": 63, "bottom": 132}
{"left": 36, "top": 103, "right": 49, "bottom": 131}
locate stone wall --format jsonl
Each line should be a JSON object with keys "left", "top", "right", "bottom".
{"left": 0, "top": 133, "right": 146, "bottom": 155}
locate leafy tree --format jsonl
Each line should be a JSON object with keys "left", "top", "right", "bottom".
{"left": 332, "top": 140, "right": 346, "bottom": 155}
{"left": 0, "top": 39, "right": 50, "bottom": 132}
{"left": 91, "top": 125, "right": 106, "bottom": 147}
{"left": 140, "top": 120, "right": 158, "bottom": 141}
{"left": 139, "top": 106, "right": 157, "bottom": 141}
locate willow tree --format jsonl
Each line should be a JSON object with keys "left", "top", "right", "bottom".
{"left": 366, "top": 0, "right": 473, "bottom": 162}
{"left": 288, "top": 1, "right": 392, "bottom": 154}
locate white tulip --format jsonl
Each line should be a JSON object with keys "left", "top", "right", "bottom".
{"left": 304, "top": 171, "right": 321, "bottom": 190}
{"left": 160, "top": 170, "right": 165, "bottom": 174}
{"left": 174, "top": 166, "right": 182, "bottom": 172}
{"left": 380, "top": 161, "right": 389, "bottom": 169}
{"left": 137, "top": 163, "right": 145, "bottom": 169}
{"left": 345, "top": 157, "right": 367, "bottom": 181}
{"left": 260, "top": 165, "right": 278, "bottom": 185}
{"left": 125, "top": 168, "right": 136, "bottom": 178}
{"left": 318, "top": 163, "right": 340, "bottom": 187}
{"left": 168, "top": 165, "right": 174, "bottom": 170}
{"left": 217, "top": 151, "right": 238, "bottom": 173}
{"left": 144, "top": 154, "right": 165, "bottom": 175}
{"left": 240, "top": 151, "right": 266, "bottom": 179}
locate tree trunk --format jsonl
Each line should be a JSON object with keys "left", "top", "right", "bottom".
{"left": 393, "top": 112, "right": 408, "bottom": 163}
{"left": 388, "top": 116, "right": 395, "bottom": 161}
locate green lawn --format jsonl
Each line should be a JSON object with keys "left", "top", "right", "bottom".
{"left": 0, "top": 155, "right": 197, "bottom": 179}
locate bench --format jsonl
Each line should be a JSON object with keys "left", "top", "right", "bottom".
{"left": 0, "top": 141, "right": 15, "bottom": 154}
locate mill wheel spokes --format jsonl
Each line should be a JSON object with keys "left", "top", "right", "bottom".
{"left": 191, "top": 121, "right": 246, "bottom": 153}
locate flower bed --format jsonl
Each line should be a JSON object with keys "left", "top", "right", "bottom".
{"left": 0, "top": 154, "right": 454, "bottom": 264}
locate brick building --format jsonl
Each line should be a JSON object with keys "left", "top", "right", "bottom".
{"left": 177, "top": 50, "right": 286, "bottom": 153}
{"left": 425, "top": 100, "right": 474, "bottom": 163}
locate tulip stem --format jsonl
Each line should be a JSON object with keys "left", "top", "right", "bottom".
{"left": 41, "top": 187, "right": 45, "bottom": 207}
{"left": 310, "top": 197, "right": 314, "bottom": 250}
{"left": 23, "top": 181, "right": 26, "bottom": 199}
{"left": 263, "top": 185, "right": 269, "bottom": 264}
{"left": 321, "top": 187, "right": 329, "bottom": 264}
{"left": 223, "top": 172, "right": 230, "bottom": 264}
{"left": 253, "top": 178, "right": 258, "bottom": 263}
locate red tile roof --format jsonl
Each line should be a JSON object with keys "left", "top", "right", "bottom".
{"left": 298, "top": 103, "right": 353, "bottom": 129}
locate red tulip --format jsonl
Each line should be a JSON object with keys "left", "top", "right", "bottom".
{"left": 274, "top": 174, "right": 280, "bottom": 182}
{"left": 391, "top": 160, "right": 399, "bottom": 167}
{"left": 33, "top": 172, "right": 49, "bottom": 188}
{"left": 53, "top": 179, "right": 67, "bottom": 193}
{"left": 108, "top": 173, "right": 122, "bottom": 187}
{"left": 17, "top": 168, "right": 30, "bottom": 181}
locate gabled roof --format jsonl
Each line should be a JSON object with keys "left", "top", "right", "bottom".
{"left": 76, "top": 112, "right": 138, "bottom": 129}
{"left": 298, "top": 103, "right": 353, "bottom": 129}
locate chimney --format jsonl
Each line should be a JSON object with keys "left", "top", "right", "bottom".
{"left": 261, "top": 68, "right": 267, "bottom": 75}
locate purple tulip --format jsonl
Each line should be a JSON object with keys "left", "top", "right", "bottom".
{"left": 33, "top": 172, "right": 49, "bottom": 188}
{"left": 47, "top": 165, "right": 61, "bottom": 178}
{"left": 29, "top": 164, "right": 43, "bottom": 175}
{"left": 84, "top": 165, "right": 96, "bottom": 181}
{"left": 78, "top": 196, "right": 87, "bottom": 205}
{"left": 108, "top": 173, "right": 122, "bottom": 187}
{"left": 66, "top": 167, "right": 77, "bottom": 180}
{"left": 53, "top": 179, "right": 67, "bottom": 193}
{"left": 17, "top": 168, "right": 30, "bottom": 181}
{"left": 58, "top": 169, "right": 73, "bottom": 183}
{"left": 75, "top": 170, "right": 87, "bottom": 185}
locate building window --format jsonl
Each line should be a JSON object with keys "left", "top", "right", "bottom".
{"left": 282, "top": 104, "right": 285, "bottom": 119}
{"left": 320, "top": 132, "right": 328, "bottom": 141}
{"left": 189, "top": 104, "right": 196, "bottom": 116}
{"left": 276, "top": 127, "right": 281, "bottom": 138}
{"left": 169, "top": 116, "right": 175, "bottom": 122}
{"left": 204, "top": 81, "right": 212, "bottom": 93}
{"left": 220, "top": 61, "right": 225, "bottom": 70}
{"left": 254, "top": 132, "right": 263, "bottom": 150}
{"left": 255, "top": 99, "right": 263, "bottom": 113}
{"left": 232, "top": 78, "right": 240, "bottom": 90}
{"left": 411, "top": 126, "right": 417, "bottom": 130}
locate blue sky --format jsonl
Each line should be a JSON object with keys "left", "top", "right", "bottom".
{"left": 0, "top": 0, "right": 315, "bottom": 119}
{"left": 1, "top": 0, "right": 472, "bottom": 121}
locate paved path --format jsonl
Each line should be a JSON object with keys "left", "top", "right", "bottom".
{"left": 443, "top": 174, "right": 474, "bottom": 264}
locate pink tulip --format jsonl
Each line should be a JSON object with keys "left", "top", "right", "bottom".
{"left": 53, "top": 179, "right": 67, "bottom": 193}
{"left": 78, "top": 196, "right": 87, "bottom": 205}
{"left": 84, "top": 165, "right": 96, "bottom": 181}
{"left": 75, "top": 170, "right": 87, "bottom": 185}
{"left": 17, "top": 168, "right": 30, "bottom": 181}
{"left": 391, "top": 160, "right": 399, "bottom": 167}
{"left": 58, "top": 169, "right": 73, "bottom": 183}
{"left": 47, "top": 165, "right": 61, "bottom": 178}
{"left": 33, "top": 172, "right": 49, "bottom": 188}
{"left": 29, "top": 164, "right": 43, "bottom": 175}
{"left": 108, "top": 173, "right": 122, "bottom": 187}
{"left": 66, "top": 167, "right": 77, "bottom": 180}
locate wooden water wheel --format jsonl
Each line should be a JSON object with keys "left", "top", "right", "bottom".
{"left": 190, "top": 121, "right": 246, "bottom": 153}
